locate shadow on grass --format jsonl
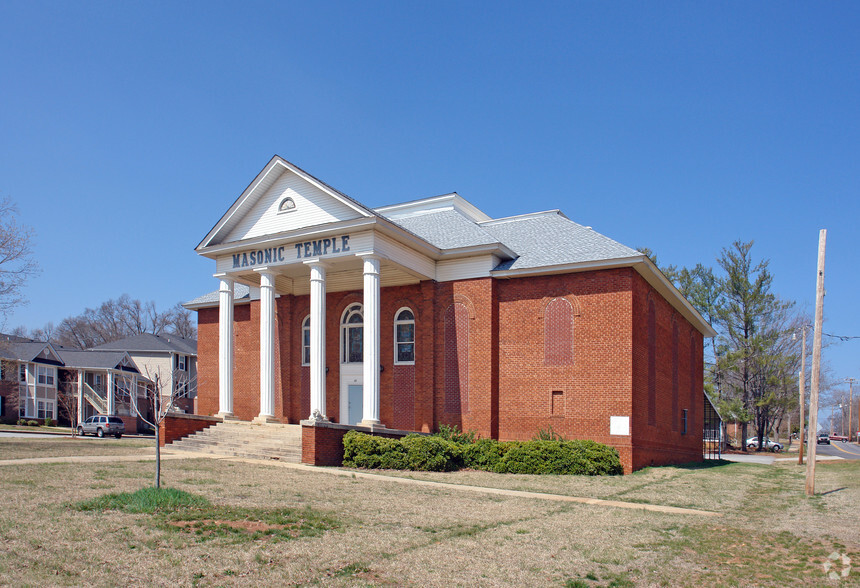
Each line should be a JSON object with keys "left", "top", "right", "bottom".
{"left": 819, "top": 487, "right": 847, "bottom": 496}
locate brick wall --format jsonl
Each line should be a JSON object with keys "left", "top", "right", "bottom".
{"left": 631, "top": 272, "right": 704, "bottom": 470}
{"left": 194, "top": 267, "right": 706, "bottom": 473}
{"left": 496, "top": 269, "right": 635, "bottom": 471}
{"left": 159, "top": 413, "right": 221, "bottom": 446}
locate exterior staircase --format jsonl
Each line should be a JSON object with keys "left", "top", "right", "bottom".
{"left": 82, "top": 383, "right": 107, "bottom": 414}
{"left": 166, "top": 420, "right": 303, "bottom": 463}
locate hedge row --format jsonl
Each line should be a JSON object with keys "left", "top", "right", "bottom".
{"left": 342, "top": 431, "right": 622, "bottom": 475}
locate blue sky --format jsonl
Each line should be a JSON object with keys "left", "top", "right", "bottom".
{"left": 1, "top": 2, "right": 858, "bottom": 398}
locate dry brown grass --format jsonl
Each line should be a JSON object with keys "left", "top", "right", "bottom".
{"left": 0, "top": 437, "right": 154, "bottom": 460}
{"left": 0, "top": 447, "right": 857, "bottom": 587}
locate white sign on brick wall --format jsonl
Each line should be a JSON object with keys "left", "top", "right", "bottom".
{"left": 610, "top": 416, "right": 630, "bottom": 436}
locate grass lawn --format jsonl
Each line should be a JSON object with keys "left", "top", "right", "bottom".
{"left": 0, "top": 437, "right": 155, "bottom": 460}
{"left": 0, "top": 442, "right": 857, "bottom": 587}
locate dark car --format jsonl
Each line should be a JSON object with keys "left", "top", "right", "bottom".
{"left": 817, "top": 433, "right": 830, "bottom": 445}
{"left": 78, "top": 415, "right": 125, "bottom": 438}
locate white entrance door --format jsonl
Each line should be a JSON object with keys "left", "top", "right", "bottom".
{"left": 340, "top": 303, "right": 364, "bottom": 424}
{"left": 340, "top": 368, "right": 362, "bottom": 425}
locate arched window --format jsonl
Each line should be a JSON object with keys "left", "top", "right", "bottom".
{"left": 341, "top": 304, "right": 363, "bottom": 364}
{"left": 301, "top": 315, "right": 311, "bottom": 366}
{"left": 278, "top": 197, "right": 296, "bottom": 213}
{"left": 394, "top": 308, "right": 415, "bottom": 364}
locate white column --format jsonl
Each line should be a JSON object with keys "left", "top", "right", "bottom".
{"left": 131, "top": 376, "right": 138, "bottom": 420}
{"left": 77, "top": 370, "right": 84, "bottom": 424}
{"left": 254, "top": 270, "right": 277, "bottom": 423}
{"left": 307, "top": 262, "right": 328, "bottom": 421}
{"left": 106, "top": 371, "right": 115, "bottom": 415}
{"left": 361, "top": 255, "right": 382, "bottom": 426}
{"left": 217, "top": 275, "right": 235, "bottom": 418}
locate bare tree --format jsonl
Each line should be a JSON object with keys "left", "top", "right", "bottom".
{"left": 56, "top": 371, "right": 80, "bottom": 435}
{"left": 0, "top": 196, "right": 39, "bottom": 326}
{"left": 129, "top": 366, "right": 197, "bottom": 488}
{"left": 48, "top": 295, "right": 197, "bottom": 349}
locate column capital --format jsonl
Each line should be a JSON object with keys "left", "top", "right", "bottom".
{"left": 302, "top": 258, "right": 330, "bottom": 269}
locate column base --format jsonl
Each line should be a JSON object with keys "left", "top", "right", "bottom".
{"left": 358, "top": 419, "right": 384, "bottom": 428}
{"left": 215, "top": 412, "right": 237, "bottom": 421}
{"left": 252, "top": 415, "right": 281, "bottom": 424}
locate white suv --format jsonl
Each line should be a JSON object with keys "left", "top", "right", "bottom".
{"left": 78, "top": 415, "right": 125, "bottom": 438}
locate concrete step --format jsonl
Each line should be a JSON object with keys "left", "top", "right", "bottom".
{"left": 168, "top": 421, "right": 303, "bottom": 463}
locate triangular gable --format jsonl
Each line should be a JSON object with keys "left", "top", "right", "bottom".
{"left": 198, "top": 156, "right": 376, "bottom": 250}
{"left": 34, "top": 344, "right": 64, "bottom": 366}
{"left": 116, "top": 353, "right": 141, "bottom": 374}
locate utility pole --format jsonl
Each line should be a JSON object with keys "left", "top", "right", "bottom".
{"left": 806, "top": 229, "right": 826, "bottom": 496}
{"left": 846, "top": 378, "right": 855, "bottom": 442}
{"left": 798, "top": 327, "right": 807, "bottom": 465}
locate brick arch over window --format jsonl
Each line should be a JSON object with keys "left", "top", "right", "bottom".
{"left": 542, "top": 297, "right": 578, "bottom": 366}
{"left": 444, "top": 302, "right": 470, "bottom": 414}
{"left": 647, "top": 298, "right": 657, "bottom": 427}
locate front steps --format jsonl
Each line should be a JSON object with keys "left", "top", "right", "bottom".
{"left": 167, "top": 420, "right": 302, "bottom": 462}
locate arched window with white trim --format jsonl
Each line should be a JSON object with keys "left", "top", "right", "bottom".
{"left": 301, "top": 315, "right": 311, "bottom": 366}
{"left": 341, "top": 304, "right": 363, "bottom": 364}
{"left": 394, "top": 308, "right": 415, "bottom": 365}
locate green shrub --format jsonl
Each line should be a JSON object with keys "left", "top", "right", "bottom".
{"left": 43, "top": 418, "right": 54, "bottom": 427}
{"left": 533, "top": 426, "right": 565, "bottom": 441}
{"left": 462, "top": 438, "right": 513, "bottom": 472}
{"left": 17, "top": 419, "right": 25, "bottom": 426}
{"left": 499, "top": 440, "right": 622, "bottom": 475}
{"left": 342, "top": 430, "right": 622, "bottom": 476}
{"left": 342, "top": 430, "right": 408, "bottom": 469}
{"left": 27, "top": 420, "right": 39, "bottom": 427}
{"left": 436, "top": 424, "right": 477, "bottom": 444}
{"left": 402, "top": 434, "right": 461, "bottom": 471}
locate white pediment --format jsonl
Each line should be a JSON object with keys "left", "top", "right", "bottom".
{"left": 199, "top": 157, "right": 373, "bottom": 249}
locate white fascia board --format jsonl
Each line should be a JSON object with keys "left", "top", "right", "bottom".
{"left": 376, "top": 193, "right": 492, "bottom": 223}
{"left": 633, "top": 257, "right": 718, "bottom": 338}
{"left": 197, "top": 156, "right": 286, "bottom": 250}
{"left": 492, "top": 256, "right": 716, "bottom": 338}
{"left": 437, "top": 242, "right": 518, "bottom": 260}
{"left": 197, "top": 156, "right": 375, "bottom": 251}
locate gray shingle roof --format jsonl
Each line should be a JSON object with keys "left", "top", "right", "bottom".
{"left": 91, "top": 333, "right": 197, "bottom": 355}
{"left": 184, "top": 283, "right": 251, "bottom": 308}
{"left": 390, "top": 210, "right": 500, "bottom": 250}
{"left": 481, "top": 212, "right": 640, "bottom": 271}
{"left": 56, "top": 349, "right": 137, "bottom": 371}
{"left": 0, "top": 340, "right": 52, "bottom": 362}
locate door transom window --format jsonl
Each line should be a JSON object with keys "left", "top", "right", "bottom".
{"left": 341, "top": 304, "right": 363, "bottom": 364}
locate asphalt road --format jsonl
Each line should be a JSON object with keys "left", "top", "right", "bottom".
{"left": 814, "top": 440, "right": 860, "bottom": 460}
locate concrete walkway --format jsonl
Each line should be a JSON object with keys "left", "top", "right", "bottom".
{"left": 0, "top": 448, "right": 720, "bottom": 517}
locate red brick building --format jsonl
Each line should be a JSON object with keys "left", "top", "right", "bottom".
{"left": 187, "top": 156, "right": 715, "bottom": 473}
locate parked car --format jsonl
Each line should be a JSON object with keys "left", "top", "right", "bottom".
{"left": 77, "top": 415, "right": 125, "bottom": 438}
{"left": 745, "top": 437, "right": 783, "bottom": 452}
{"left": 817, "top": 433, "right": 830, "bottom": 445}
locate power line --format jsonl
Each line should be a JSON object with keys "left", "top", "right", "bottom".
{"left": 820, "top": 331, "right": 860, "bottom": 342}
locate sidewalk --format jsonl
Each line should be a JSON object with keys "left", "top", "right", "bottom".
{"left": 0, "top": 448, "right": 720, "bottom": 518}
